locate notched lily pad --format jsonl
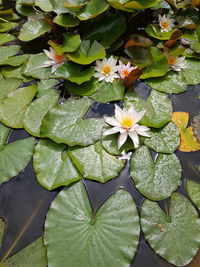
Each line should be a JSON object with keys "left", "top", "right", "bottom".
{"left": 186, "top": 180, "right": 200, "bottom": 209}
{"left": 44, "top": 181, "right": 140, "bottom": 267}
{"left": 141, "top": 193, "right": 200, "bottom": 266}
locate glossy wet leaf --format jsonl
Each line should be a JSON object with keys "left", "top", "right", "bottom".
{"left": 0, "top": 137, "right": 35, "bottom": 185}
{"left": 48, "top": 33, "right": 81, "bottom": 54}
{"left": 35, "top": 0, "right": 53, "bottom": 12}
{"left": 40, "top": 98, "right": 106, "bottom": 146}
{"left": 53, "top": 13, "right": 80, "bottom": 27}
{"left": 0, "top": 85, "right": 37, "bottom": 128}
{"left": 18, "top": 19, "right": 51, "bottom": 41}
{"left": 0, "top": 218, "right": 6, "bottom": 247}
{"left": 16, "top": 0, "right": 35, "bottom": 16}
{"left": 77, "top": 0, "right": 109, "bottom": 21}
{"left": 0, "top": 78, "right": 22, "bottom": 102}
{"left": 146, "top": 71, "right": 187, "bottom": 94}
{"left": 67, "top": 40, "right": 106, "bottom": 65}
{"left": 124, "top": 89, "right": 172, "bottom": 128}
{"left": 146, "top": 24, "right": 175, "bottom": 40}
{"left": 69, "top": 142, "right": 125, "bottom": 183}
{"left": 33, "top": 139, "right": 81, "bottom": 190}
{"left": 0, "top": 122, "right": 10, "bottom": 146}
{"left": 24, "top": 90, "right": 60, "bottom": 137}
{"left": 83, "top": 13, "right": 126, "bottom": 49}
{"left": 37, "top": 79, "right": 60, "bottom": 97}
{"left": 186, "top": 180, "right": 200, "bottom": 209}
{"left": 141, "top": 47, "right": 168, "bottom": 79}
{"left": 107, "top": 0, "right": 158, "bottom": 11}
{"left": 130, "top": 146, "right": 182, "bottom": 200}
{"left": 65, "top": 79, "right": 98, "bottom": 96}
{"left": 144, "top": 122, "right": 180, "bottom": 154}
{"left": 0, "top": 45, "right": 21, "bottom": 65}
{"left": 44, "top": 181, "right": 140, "bottom": 267}
{"left": 1, "top": 55, "right": 29, "bottom": 67}
{"left": 171, "top": 112, "right": 200, "bottom": 152}
{"left": 4, "top": 237, "right": 47, "bottom": 267}
{"left": 182, "top": 59, "right": 200, "bottom": 85}
{"left": 0, "top": 22, "right": 18, "bottom": 32}
{"left": 2, "top": 65, "right": 30, "bottom": 81}
{"left": 140, "top": 193, "right": 200, "bottom": 266}
{"left": 0, "top": 33, "right": 15, "bottom": 45}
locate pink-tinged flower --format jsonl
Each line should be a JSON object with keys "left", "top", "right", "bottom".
{"left": 93, "top": 56, "right": 120, "bottom": 83}
{"left": 117, "top": 61, "right": 137, "bottom": 79}
{"left": 168, "top": 56, "right": 187, "bottom": 71}
{"left": 158, "top": 14, "right": 175, "bottom": 32}
{"left": 104, "top": 105, "right": 150, "bottom": 149}
{"left": 42, "top": 48, "right": 66, "bottom": 73}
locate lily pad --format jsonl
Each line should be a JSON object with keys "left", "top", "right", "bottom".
{"left": 0, "top": 77, "right": 22, "bottom": 102}
{"left": 0, "top": 22, "right": 18, "bottom": 32}
{"left": 130, "top": 146, "right": 182, "bottom": 200}
{"left": 67, "top": 40, "right": 106, "bottom": 65}
{"left": 186, "top": 180, "right": 200, "bottom": 209}
{"left": 182, "top": 59, "right": 200, "bottom": 85}
{"left": 124, "top": 89, "right": 173, "bottom": 128}
{"left": 33, "top": 139, "right": 82, "bottom": 190}
{"left": 146, "top": 24, "right": 175, "bottom": 40}
{"left": 0, "top": 33, "right": 15, "bottom": 45}
{"left": 0, "top": 45, "right": 21, "bottom": 65}
{"left": 0, "top": 85, "right": 37, "bottom": 128}
{"left": 35, "top": 0, "right": 53, "bottom": 12}
{"left": 0, "top": 122, "right": 10, "bottom": 146}
{"left": 44, "top": 181, "right": 140, "bottom": 267}
{"left": 144, "top": 122, "right": 180, "bottom": 154}
{"left": 18, "top": 19, "right": 51, "bottom": 41}
{"left": 1, "top": 54, "right": 29, "bottom": 67}
{"left": 140, "top": 193, "right": 200, "bottom": 266}
{"left": 0, "top": 137, "right": 35, "bottom": 186}
{"left": 4, "top": 237, "right": 47, "bottom": 267}
{"left": 24, "top": 90, "right": 60, "bottom": 137}
{"left": 53, "top": 14, "right": 80, "bottom": 27}
{"left": 69, "top": 142, "right": 125, "bottom": 183}
{"left": 146, "top": 71, "right": 187, "bottom": 94}
{"left": 65, "top": 79, "right": 98, "bottom": 96}
{"left": 40, "top": 98, "right": 106, "bottom": 146}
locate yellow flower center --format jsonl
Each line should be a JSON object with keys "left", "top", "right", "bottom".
{"left": 54, "top": 54, "right": 65, "bottom": 63}
{"left": 102, "top": 65, "right": 111, "bottom": 75}
{"left": 161, "top": 21, "right": 170, "bottom": 29}
{"left": 121, "top": 117, "right": 134, "bottom": 128}
{"left": 122, "top": 69, "right": 130, "bottom": 77}
{"left": 168, "top": 56, "right": 177, "bottom": 65}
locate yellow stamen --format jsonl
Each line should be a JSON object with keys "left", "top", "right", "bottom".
{"left": 168, "top": 56, "right": 177, "bottom": 65}
{"left": 54, "top": 54, "right": 65, "bottom": 63}
{"left": 122, "top": 69, "right": 130, "bottom": 77}
{"left": 161, "top": 21, "right": 170, "bottom": 29}
{"left": 121, "top": 117, "right": 134, "bottom": 128}
{"left": 102, "top": 65, "right": 111, "bottom": 75}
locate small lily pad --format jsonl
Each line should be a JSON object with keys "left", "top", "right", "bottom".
{"left": 130, "top": 146, "right": 182, "bottom": 200}
{"left": 0, "top": 122, "right": 10, "bottom": 146}
{"left": 0, "top": 45, "right": 21, "bottom": 65}
{"left": 182, "top": 59, "right": 200, "bottom": 85}
{"left": 140, "top": 193, "right": 200, "bottom": 266}
{"left": 1, "top": 54, "right": 29, "bottom": 67}
{"left": 0, "top": 77, "right": 22, "bottom": 102}
{"left": 186, "top": 180, "right": 200, "bottom": 209}
{"left": 53, "top": 13, "right": 80, "bottom": 27}
{"left": 0, "top": 33, "right": 15, "bottom": 45}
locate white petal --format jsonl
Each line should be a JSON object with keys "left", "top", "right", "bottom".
{"left": 134, "top": 110, "right": 146, "bottom": 123}
{"left": 114, "top": 104, "right": 123, "bottom": 122}
{"left": 128, "top": 131, "right": 139, "bottom": 148}
{"left": 42, "top": 60, "right": 54, "bottom": 67}
{"left": 135, "top": 125, "right": 150, "bottom": 132}
{"left": 51, "top": 64, "right": 59, "bottom": 73}
{"left": 104, "top": 117, "right": 120, "bottom": 127}
{"left": 43, "top": 49, "right": 54, "bottom": 60}
{"left": 103, "top": 127, "right": 120, "bottom": 136}
{"left": 118, "top": 132, "right": 128, "bottom": 149}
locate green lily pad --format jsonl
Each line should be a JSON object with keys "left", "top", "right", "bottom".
{"left": 0, "top": 45, "right": 21, "bottom": 65}
{"left": 44, "top": 181, "right": 140, "bottom": 267}
{"left": 67, "top": 40, "right": 106, "bottom": 65}
{"left": 37, "top": 79, "right": 60, "bottom": 97}
{"left": 0, "top": 122, "right": 10, "bottom": 146}
{"left": 35, "top": 0, "right": 53, "bottom": 12}
{"left": 0, "top": 77, "right": 22, "bottom": 102}
{"left": 186, "top": 180, "right": 200, "bottom": 209}
{"left": 24, "top": 90, "right": 60, "bottom": 137}
{"left": 83, "top": 13, "right": 126, "bottom": 49}
{"left": 4, "top": 237, "right": 47, "bottom": 267}
{"left": 33, "top": 139, "right": 82, "bottom": 190}
{"left": 53, "top": 13, "right": 80, "bottom": 27}
{"left": 124, "top": 89, "right": 172, "bottom": 128}
{"left": 0, "top": 33, "right": 15, "bottom": 45}
{"left": 0, "top": 84, "right": 37, "bottom": 128}
{"left": 2, "top": 65, "right": 30, "bottom": 81}
{"left": 16, "top": 0, "right": 35, "bottom": 16}
{"left": 69, "top": 142, "right": 125, "bottom": 183}
{"left": 144, "top": 122, "right": 180, "bottom": 154}
{"left": 48, "top": 33, "right": 81, "bottom": 54}
{"left": 146, "top": 71, "right": 187, "bottom": 94}
{"left": 140, "top": 193, "right": 200, "bottom": 266}
{"left": 0, "top": 137, "right": 35, "bottom": 185}
{"left": 65, "top": 79, "right": 98, "bottom": 96}
{"left": 77, "top": 0, "right": 109, "bottom": 21}
{"left": 146, "top": 24, "right": 175, "bottom": 40}
{"left": 1, "top": 54, "right": 29, "bottom": 67}
{"left": 40, "top": 98, "right": 106, "bottom": 146}
{"left": 0, "top": 22, "right": 18, "bottom": 32}
{"left": 18, "top": 19, "right": 51, "bottom": 41}
{"left": 182, "top": 59, "right": 200, "bottom": 85}
{"left": 51, "top": 0, "right": 71, "bottom": 14}
{"left": 63, "top": 0, "right": 87, "bottom": 10}
{"left": 141, "top": 47, "right": 168, "bottom": 79}
{"left": 130, "top": 146, "right": 182, "bottom": 200}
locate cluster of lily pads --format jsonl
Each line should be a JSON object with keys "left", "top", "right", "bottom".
{"left": 0, "top": 0, "right": 200, "bottom": 266}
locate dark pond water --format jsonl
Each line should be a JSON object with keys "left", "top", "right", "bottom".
{"left": 0, "top": 1, "right": 200, "bottom": 267}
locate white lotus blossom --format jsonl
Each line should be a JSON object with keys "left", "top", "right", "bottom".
{"left": 104, "top": 105, "right": 150, "bottom": 149}
{"left": 168, "top": 56, "right": 187, "bottom": 71}
{"left": 42, "top": 47, "right": 66, "bottom": 73}
{"left": 117, "top": 61, "right": 137, "bottom": 79}
{"left": 158, "top": 14, "right": 175, "bottom": 32}
{"left": 93, "top": 56, "right": 119, "bottom": 83}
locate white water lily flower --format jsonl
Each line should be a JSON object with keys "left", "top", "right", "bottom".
{"left": 168, "top": 56, "right": 187, "bottom": 71}
{"left": 104, "top": 105, "right": 150, "bottom": 149}
{"left": 43, "top": 47, "right": 66, "bottom": 73}
{"left": 117, "top": 61, "right": 137, "bottom": 79}
{"left": 158, "top": 14, "right": 175, "bottom": 32}
{"left": 93, "top": 56, "right": 120, "bottom": 83}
